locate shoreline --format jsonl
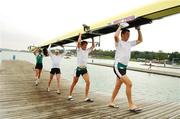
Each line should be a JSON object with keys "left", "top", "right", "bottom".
{"left": 88, "top": 62, "right": 180, "bottom": 78}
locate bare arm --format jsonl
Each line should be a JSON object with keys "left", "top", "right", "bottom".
{"left": 90, "top": 37, "right": 95, "bottom": 50}
{"left": 47, "top": 44, "right": 52, "bottom": 56}
{"left": 135, "top": 26, "right": 143, "bottom": 45}
{"left": 77, "top": 33, "right": 82, "bottom": 48}
{"left": 32, "top": 47, "right": 39, "bottom": 55}
{"left": 114, "top": 25, "right": 121, "bottom": 43}
{"left": 47, "top": 44, "right": 51, "bottom": 51}
{"left": 61, "top": 45, "right": 67, "bottom": 57}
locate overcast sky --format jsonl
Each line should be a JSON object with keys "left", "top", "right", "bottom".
{"left": 0, "top": 0, "right": 179, "bottom": 52}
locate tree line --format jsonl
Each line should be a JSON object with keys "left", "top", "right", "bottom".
{"left": 69, "top": 49, "right": 180, "bottom": 63}
{"left": 91, "top": 50, "right": 180, "bottom": 64}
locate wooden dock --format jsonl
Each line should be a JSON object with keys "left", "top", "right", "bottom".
{"left": 88, "top": 63, "right": 180, "bottom": 78}
{"left": 0, "top": 60, "right": 180, "bottom": 119}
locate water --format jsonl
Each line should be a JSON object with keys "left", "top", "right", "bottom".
{"left": 1, "top": 51, "right": 180, "bottom": 102}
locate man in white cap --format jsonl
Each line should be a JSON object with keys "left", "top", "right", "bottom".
{"left": 47, "top": 44, "right": 67, "bottom": 94}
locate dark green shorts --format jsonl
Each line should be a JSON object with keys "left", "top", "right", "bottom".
{"left": 113, "top": 62, "right": 127, "bottom": 79}
{"left": 75, "top": 67, "right": 88, "bottom": 77}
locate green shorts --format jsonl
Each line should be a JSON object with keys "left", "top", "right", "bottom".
{"left": 75, "top": 67, "right": 88, "bottom": 77}
{"left": 113, "top": 62, "right": 127, "bottom": 79}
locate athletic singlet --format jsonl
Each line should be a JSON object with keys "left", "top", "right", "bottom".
{"left": 36, "top": 54, "right": 43, "bottom": 64}
{"left": 115, "top": 40, "right": 136, "bottom": 65}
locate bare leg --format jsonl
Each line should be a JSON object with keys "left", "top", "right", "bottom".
{"left": 56, "top": 74, "right": 60, "bottom": 91}
{"left": 38, "top": 69, "right": 42, "bottom": 79}
{"left": 35, "top": 69, "right": 39, "bottom": 79}
{"left": 34, "top": 69, "right": 40, "bottom": 85}
{"left": 48, "top": 74, "right": 53, "bottom": 88}
{"left": 109, "top": 77, "right": 123, "bottom": 105}
{"left": 69, "top": 76, "right": 79, "bottom": 96}
{"left": 121, "top": 75, "right": 135, "bottom": 108}
{"left": 82, "top": 73, "right": 90, "bottom": 98}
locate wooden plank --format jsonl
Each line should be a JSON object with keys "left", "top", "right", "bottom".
{"left": 0, "top": 60, "right": 179, "bottom": 119}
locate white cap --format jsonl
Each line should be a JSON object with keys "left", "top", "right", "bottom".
{"left": 120, "top": 22, "right": 129, "bottom": 28}
{"left": 55, "top": 49, "right": 59, "bottom": 53}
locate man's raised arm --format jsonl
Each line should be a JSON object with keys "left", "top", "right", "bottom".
{"left": 114, "top": 26, "right": 121, "bottom": 43}
{"left": 135, "top": 26, "right": 143, "bottom": 45}
{"left": 77, "top": 33, "right": 82, "bottom": 49}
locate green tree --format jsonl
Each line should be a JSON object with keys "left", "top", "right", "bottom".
{"left": 168, "top": 52, "right": 180, "bottom": 61}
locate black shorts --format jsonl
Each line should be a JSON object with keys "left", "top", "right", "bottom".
{"left": 113, "top": 66, "right": 126, "bottom": 79}
{"left": 75, "top": 67, "right": 88, "bottom": 77}
{"left": 35, "top": 63, "right": 43, "bottom": 70}
{"left": 50, "top": 68, "right": 61, "bottom": 75}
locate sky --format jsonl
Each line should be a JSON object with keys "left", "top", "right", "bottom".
{"left": 0, "top": 0, "right": 179, "bottom": 53}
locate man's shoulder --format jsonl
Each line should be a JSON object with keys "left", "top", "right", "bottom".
{"left": 77, "top": 48, "right": 81, "bottom": 51}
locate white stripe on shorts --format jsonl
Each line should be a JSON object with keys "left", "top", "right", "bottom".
{"left": 114, "top": 62, "right": 122, "bottom": 79}
{"left": 73, "top": 68, "right": 76, "bottom": 77}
